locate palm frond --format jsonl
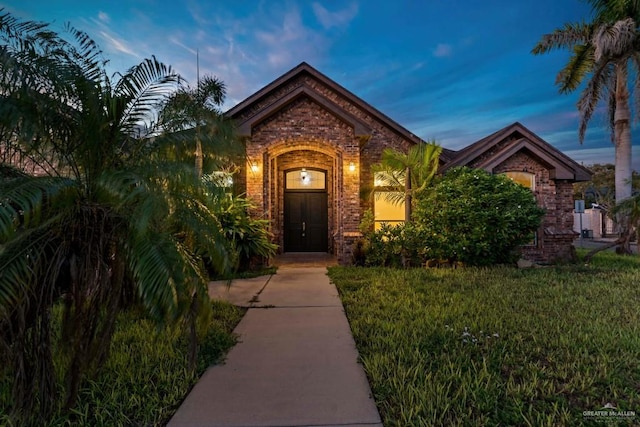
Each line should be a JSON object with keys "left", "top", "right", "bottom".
{"left": 61, "top": 23, "right": 107, "bottom": 83}
{"left": 593, "top": 17, "right": 637, "bottom": 61}
{"left": 576, "top": 59, "right": 614, "bottom": 142}
{"left": 0, "top": 213, "right": 66, "bottom": 311}
{"left": 371, "top": 165, "right": 405, "bottom": 190}
{"left": 374, "top": 190, "right": 406, "bottom": 206}
{"left": 532, "top": 21, "right": 592, "bottom": 54}
{"left": 172, "top": 194, "right": 232, "bottom": 274}
{"left": 114, "top": 56, "right": 181, "bottom": 137}
{"left": 557, "top": 44, "right": 595, "bottom": 93}
{"left": 125, "top": 227, "right": 202, "bottom": 323}
{"left": 0, "top": 175, "right": 76, "bottom": 241}
{"left": 196, "top": 75, "right": 226, "bottom": 109}
{"left": 589, "top": 0, "right": 640, "bottom": 22}
{"left": 409, "top": 142, "right": 442, "bottom": 194}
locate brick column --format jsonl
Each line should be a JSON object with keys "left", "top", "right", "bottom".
{"left": 338, "top": 142, "right": 361, "bottom": 264}
{"left": 245, "top": 149, "right": 264, "bottom": 212}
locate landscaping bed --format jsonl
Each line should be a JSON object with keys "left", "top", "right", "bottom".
{"left": 328, "top": 252, "right": 640, "bottom": 426}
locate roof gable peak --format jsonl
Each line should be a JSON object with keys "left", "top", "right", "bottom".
{"left": 443, "top": 121, "right": 591, "bottom": 182}
{"left": 226, "top": 62, "right": 432, "bottom": 149}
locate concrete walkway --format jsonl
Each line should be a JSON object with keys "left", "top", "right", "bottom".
{"left": 168, "top": 267, "right": 382, "bottom": 427}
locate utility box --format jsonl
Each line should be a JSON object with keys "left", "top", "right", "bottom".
{"left": 581, "top": 229, "right": 593, "bottom": 239}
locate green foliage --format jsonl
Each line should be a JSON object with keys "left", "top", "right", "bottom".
{"left": 370, "top": 141, "right": 442, "bottom": 211}
{"left": 210, "top": 195, "right": 278, "bottom": 273}
{"left": 356, "top": 222, "right": 427, "bottom": 268}
{"left": 573, "top": 163, "right": 640, "bottom": 210}
{"left": 533, "top": 0, "right": 638, "bottom": 222}
{"left": 414, "top": 167, "right": 545, "bottom": 266}
{"left": 157, "top": 74, "right": 241, "bottom": 177}
{"left": 329, "top": 252, "right": 640, "bottom": 426}
{"left": 0, "top": 11, "right": 240, "bottom": 422}
{"left": 0, "top": 301, "right": 244, "bottom": 427}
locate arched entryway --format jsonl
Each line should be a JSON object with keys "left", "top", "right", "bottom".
{"left": 266, "top": 146, "right": 338, "bottom": 255}
{"left": 284, "top": 168, "right": 328, "bottom": 251}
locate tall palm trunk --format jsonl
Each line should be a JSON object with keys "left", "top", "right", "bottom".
{"left": 195, "top": 137, "right": 203, "bottom": 179}
{"left": 614, "top": 64, "right": 633, "bottom": 254}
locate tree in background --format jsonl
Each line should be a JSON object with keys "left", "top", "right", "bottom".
{"left": 584, "top": 193, "right": 640, "bottom": 261}
{"left": 158, "top": 75, "right": 240, "bottom": 178}
{"left": 0, "top": 11, "right": 232, "bottom": 422}
{"left": 573, "top": 163, "right": 640, "bottom": 211}
{"left": 533, "top": 0, "right": 640, "bottom": 254}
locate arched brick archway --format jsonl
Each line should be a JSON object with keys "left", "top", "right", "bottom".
{"left": 262, "top": 142, "right": 344, "bottom": 255}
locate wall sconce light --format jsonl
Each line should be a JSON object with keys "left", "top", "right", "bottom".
{"left": 250, "top": 164, "right": 259, "bottom": 173}
{"left": 349, "top": 162, "right": 356, "bottom": 172}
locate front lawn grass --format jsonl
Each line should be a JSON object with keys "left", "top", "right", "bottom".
{"left": 328, "top": 252, "right": 640, "bottom": 426}
{"left": 0, "top": 300, "right": 245, "bottom": 426}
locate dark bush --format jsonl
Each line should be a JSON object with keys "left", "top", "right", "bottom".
{"left": 210, "top": 196, "right": 277, "bottom": 274}
{"left": 414, "top": 167, "right": 545, "bottom": 266}
{"left": 353, "top": 210, "right": 427, "bottom": 267}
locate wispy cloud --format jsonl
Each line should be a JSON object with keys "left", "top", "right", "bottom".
{"left": 433, "top": 43, "right": 452, "bottom": 58}
{"left": 97, "top": 11, "right": 110, "bottom": 23}
{"left": 99, "top": 30, "right": 137, "bottom": 56}
{"left": 312, "top": 2, "right": 358, "bottom": 29}
{"left": 255, "top": 7, "right": 325, "bottom": 68}
{"left": 169, "top": 34, "right": 197, "bottom": 56}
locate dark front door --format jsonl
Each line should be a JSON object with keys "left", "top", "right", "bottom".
{"left": 284, "top": 192, "right": 328, "bottom": 252}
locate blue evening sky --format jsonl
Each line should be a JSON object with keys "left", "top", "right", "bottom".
{"left": 4, "top": 0, "right": 638, "bottom": 170}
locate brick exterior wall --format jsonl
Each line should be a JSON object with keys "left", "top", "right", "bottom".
{"left": 230, "top": 67, "right": 581, "bottom": 265}
{"left": 488, "top": 152, "right": 578, "bottom": 263}
{"left": 232, "top": 74, "right": 414, "bottom": 264}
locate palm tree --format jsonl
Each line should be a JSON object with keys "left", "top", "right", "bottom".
{"left": 158, "top": 75, "right": 239, "bottom": 178}
{"left": 157, "top": 73, "right": 245, "bottom": 371}
{"left": 371, "top": 141, "right": 442, "bottom": 221}
{"left": 0, "top": 11, "right": 231, "bottom": 421}
{"left": 532, "top": 0, "right": 640, "bottom": 253}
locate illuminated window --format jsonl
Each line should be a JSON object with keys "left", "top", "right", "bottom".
{"left": 285, "top": 169, "right": 326, "bottom": 190}
{"left": 374, "top": 172, "right": 405, "bottom": 230}
{"left": 503, "top": 171, "right": 538, "bottom": 245}
{"left": 504, "top": 171, "right": 535, "bottom": 190}
{"left": 374, "top": 192, "right": 405, "bottom": 230}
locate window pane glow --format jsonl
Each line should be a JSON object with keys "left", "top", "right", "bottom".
{"left": 374, "top": 171, "right": 403, "bottom": 187}
{"left": 286, "top": 169, "right": 326, "bottom": 189}
{"left": 503, "top": 171, "right": 537, "bottom": 245}
{"left": 504, "top": 171, "right": 535, "bottom": 190}
{"left": 374, "top": 191, "right": 405, "bottom": 229}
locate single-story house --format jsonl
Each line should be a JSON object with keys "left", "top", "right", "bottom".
{"left": 226, "top": 62, "right": 591, "bottom": 264}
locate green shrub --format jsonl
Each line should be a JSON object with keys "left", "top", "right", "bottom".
{"left": 414, "top": 167, "right": 544, "bottom": 266}
{"left": 210, "top": 195, "right": 278, "bottom": 273}
{"left": 363, "top": 223, "right": 427, "bottom": 267}
{"left": 353, "top": 210, "right": 427, "bottom": 267}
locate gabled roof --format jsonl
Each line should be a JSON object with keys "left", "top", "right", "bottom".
{"left": 225, "top": 62, "right": 454, "bottom": 162}
{"left": 234, "top": 83, "right": 373, "bottom": 138}
{"left": 442, "top": 122, "right": 592, "bottom": 182}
